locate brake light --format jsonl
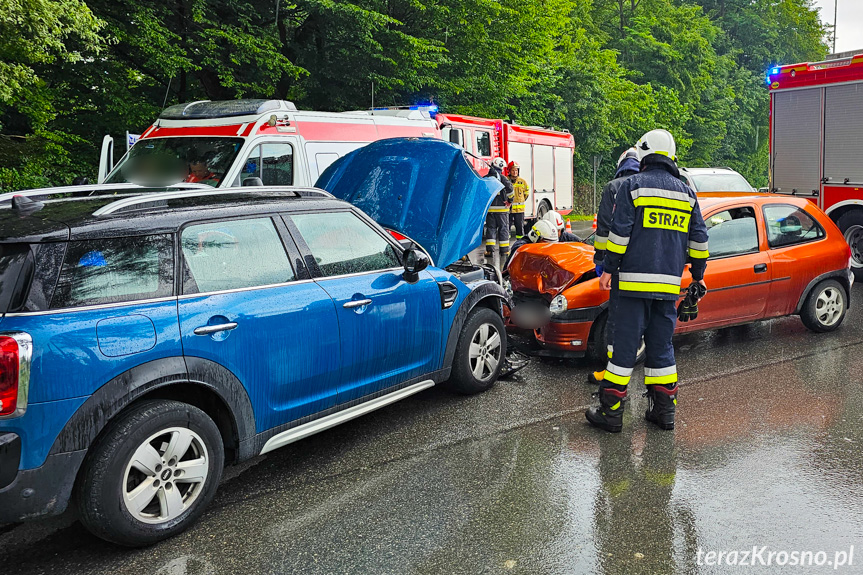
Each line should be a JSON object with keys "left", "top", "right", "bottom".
{"left": 0, "top": 334, "right": 31, "bottom": 417}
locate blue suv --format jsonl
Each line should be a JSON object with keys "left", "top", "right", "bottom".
{"left": 0, "top": 139, "right": 507, "bottom": 546}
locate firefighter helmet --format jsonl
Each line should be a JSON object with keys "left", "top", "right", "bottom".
{"left": 491, "top": 157, "right": 506, "bottom": 170}
{"left": 617, "top": 147, "right": 638, "bottom": 167}
{"left": 528, "top": 219, "right": 558, "bottom": 243}
{"left": 635, "top": 129, "right": 677, "bottom": 162}
{"left": 507, "top": 160, "right": 520, "bottom": 173}
{"left": 544, "top": 210, "right": 565, "bottom": 232}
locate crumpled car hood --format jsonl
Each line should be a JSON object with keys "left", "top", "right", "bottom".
{"left": 315, "top": 138, "right": 502, "bottom": 268}
{"left": 509, "top": 242, "right": 596, "bottom": 297}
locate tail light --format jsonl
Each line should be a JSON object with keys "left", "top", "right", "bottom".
{"left": 0, "top": 333, "right": 32, "bottom": 418}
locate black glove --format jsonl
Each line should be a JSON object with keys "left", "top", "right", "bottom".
{"left": 677, "top": 281, "right": 707, "bottom": 322}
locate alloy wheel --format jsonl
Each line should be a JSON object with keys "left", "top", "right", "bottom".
{"left": 815, "top": 286, "right": 844, "bottom": 327}
{"left": 468, "top": 323, "right": 502, "bottom": 382}
{"left": 122, "top": 427, "right": 209, "bottom": 525}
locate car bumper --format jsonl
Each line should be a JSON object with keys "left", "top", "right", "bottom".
{"left": 0, "top": 433, "right": 85, "bottom": 523}
{"left": 534, "top": 305, "right": 604, "bottom": 354}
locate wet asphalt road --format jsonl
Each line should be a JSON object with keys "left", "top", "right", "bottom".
{"left": 3, "top": 281, "right": 863, "bottom": 574}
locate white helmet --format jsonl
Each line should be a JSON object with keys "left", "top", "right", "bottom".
{"left": 617, "top": 147, "right": 639, "bottom": 167}
{"left": 635, "top": 129, "right": 677, "bottom": 162}
{"left": 543, "top": 210, "right": 565, "bottom": 232}
{"left": 528, "top": 219, "right": 558, "bottom": 243}
{"left": 491, "top": 157, "right": 506, "bottom": 170}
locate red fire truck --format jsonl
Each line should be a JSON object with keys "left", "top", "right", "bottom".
{"left": 768, "top": 49, "right": 863, "bottom": 278}
{"left": 100, "top": 100, "right": 574, "bottom": 220}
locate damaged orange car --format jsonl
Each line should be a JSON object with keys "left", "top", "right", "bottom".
{"left": 508, "top": 193, "right": 854, "bottom": 360}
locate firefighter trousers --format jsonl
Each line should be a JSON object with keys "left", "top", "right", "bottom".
{"left": 484, "top": 212, "right": 511, "bottom": 257}
{"left": 603, "top": 295, "right": 678, "bottom": 388}
{"left": 604, "top": 284, "right": 619, "bottom": 360}
{"left": 512, "top": 212, "right": 525, "bottom": 239}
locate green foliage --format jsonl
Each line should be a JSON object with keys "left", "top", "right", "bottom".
{"left": 0, "top": 0, "right": 829, "bottom": 192}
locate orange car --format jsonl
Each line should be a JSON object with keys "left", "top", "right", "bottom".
{"left": 508, "top": 193, "right": 854, "bottom": 360}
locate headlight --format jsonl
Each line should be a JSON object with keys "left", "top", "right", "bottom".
{"left": 549, "top": 294, "right": 568, "bottom": 314}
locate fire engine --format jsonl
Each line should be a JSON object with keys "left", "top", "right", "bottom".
{"left": 768, "top": 49, "right": 863, "bottom": 278}
{"left": 100, "top": 100, "right": 575, "bottom": 220}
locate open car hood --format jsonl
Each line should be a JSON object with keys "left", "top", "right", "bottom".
{"left": 315, "top": 138, "right": 501, "bottom": 268}
{"left": 509, "top": 242, "right": 597, "bottom": 297}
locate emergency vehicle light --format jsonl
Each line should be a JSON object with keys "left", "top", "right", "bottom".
{"left": 771, "top": 67, "right": 780, "bottom": 75}
{"left": 159, "top": 99, "right": 296, "bottom": 120}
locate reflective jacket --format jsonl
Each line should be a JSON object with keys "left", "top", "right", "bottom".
{"left": 602, "top": 156, "right": 709, "bottom": 300}
{"left": 510, "top": 177, "right": 530, "bottom": 213}
{"left": 594, "top": 157, "right": 639, "bottom": 264}
{"left": 487, "top": 166, "right": 514, "bottom": 213}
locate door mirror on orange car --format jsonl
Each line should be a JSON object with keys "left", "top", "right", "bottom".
{"left": 403, "top": 248, "right": 430, "bottom": 283}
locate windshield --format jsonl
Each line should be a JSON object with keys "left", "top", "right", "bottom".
{"left": 105, "top": 137, "right": 244, "bottom": 187}
{"left": 689, "top": 173, "right": 753, "bottom": 193}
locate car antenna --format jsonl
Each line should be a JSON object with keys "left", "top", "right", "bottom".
{"left": 10, "top": 194, "right": 44, "bottom": 216}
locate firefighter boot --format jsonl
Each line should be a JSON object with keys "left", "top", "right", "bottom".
{"left": 585, "top": 384, "right": 627, "bottom": 433}
{"left": 645, "top": 384, "right": 678, "bottom": 430}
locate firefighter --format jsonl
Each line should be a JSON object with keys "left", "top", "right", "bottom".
{"left": 544, "top": 211, "right": 582, "bottom": 242}
{"left": 507, "top": 161, "right": 530, "bottom": 239}
{"left": 589, "top": 147, "right": 641, "bottom": 386}
{"left": 586, "top": 129, "right": 709, "bottom": 433}
{"left": 484, "top": 157, "right": 515, "bottom": 267}
{"left": 504, "top": 218, "right": 558, "bottom": 269}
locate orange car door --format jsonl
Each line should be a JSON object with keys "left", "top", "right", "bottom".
{"left": 677, "top": 205, "right": 770, "bottom": 332}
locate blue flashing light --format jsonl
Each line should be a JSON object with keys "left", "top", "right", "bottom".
{"left": 771, "top": 67, "right": 780, "bottom": 75}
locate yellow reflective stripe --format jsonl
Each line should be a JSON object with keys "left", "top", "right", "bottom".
{"left": 645, "top": 373, "right": 678, "bottom": 385}
{"left": 512, "top": 203, "right": 525, "bottom": 208}
{"left": 607, "top": 241, "right": 627, "bottom": 254}
{"left": 634, "top": 196, "right": 693, "bottom": 212}
{"left": 607, "top": 350, "right": 613, "bottom": 359}
{"left": 610, "top": 401, "right": 621, "bottom": 411}
{"left": 499, "top": 242, "right": 510, "bottom": 247}
{"left": 594, "top": 239, "right": 608, "bottom": 249}
{"left": 618, "top": 281, "right": 681, "bottom": 295}
{"left": 604, "top": 371, "right": 630, "bottom": 385}
{"left": 485, "top": 240, "right": 496, "bottom": 245}
{"left": 488, "top": 207, "right": 510, "bottom": 212}
{"left": 688, "top": 248, "right": 709, "bottom": 258}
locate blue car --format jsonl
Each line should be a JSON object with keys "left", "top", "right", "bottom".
{"left": 0, "top": 139, "right": 507, "bottom": 546}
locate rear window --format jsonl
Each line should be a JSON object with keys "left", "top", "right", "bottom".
{"left": 51, "top": 235, "right": 174, "bottom": 309}
{"left": 0, "top": 244, "right": 33, "bottom": 314}
{"left": 689, "top": 172, "right": 753, "bottom": 192}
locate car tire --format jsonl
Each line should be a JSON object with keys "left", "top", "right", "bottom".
{"left": 448, "top": 307, "right": 507, "bottom": 394}
{"left": 587, "top": 312, "right": 646, "bottom": 365}
{"left": 75, "top": 399, "right": 224, "bottom": 547}
{"left": 836, "top": 211, "right": 863, "bottom": 281}
{"left": 800, "top": 279, "right": 847, "bottom": 333}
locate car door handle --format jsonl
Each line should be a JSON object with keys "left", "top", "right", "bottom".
{"left": 194, "top": 322, "right": 238, "bottom": 335}
{"left": 343, "top": 299, "right": 372, "bottom": 309}
{"left": 754, "top": 263, "right": 768, "bottom": 273}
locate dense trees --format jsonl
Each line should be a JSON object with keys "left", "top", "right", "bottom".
{"left": 0, "top": 0, "right": 828, "bottom": 194}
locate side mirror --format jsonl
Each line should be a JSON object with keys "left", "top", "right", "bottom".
{"left": 403, "top": 248, "right": 430, "bottom": 283}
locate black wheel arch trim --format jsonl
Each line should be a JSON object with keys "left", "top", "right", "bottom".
{"left": 48, "top": 356, "right": 257, "bottom": 462}
{"left": 794, "top": 270, "right": 852, "bottom": 314}
{"left": 442, "top": 282, "right": 508, "bottom": 369}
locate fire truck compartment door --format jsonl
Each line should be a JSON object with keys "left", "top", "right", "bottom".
{"left": 824, "top": 83, "right": 863, "bottom": 186}
{"left": 771, "top": 88, "right": 822, "bottom": 196}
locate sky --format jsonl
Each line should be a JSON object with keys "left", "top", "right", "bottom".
{"left": 812, "top": 0, "right": 863, "bottom": 54}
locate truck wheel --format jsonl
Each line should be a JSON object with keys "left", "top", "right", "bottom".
{"left": 587, "top": 312, "right": 645, "bottom": 365}
{"left": 836, "top": 211, "right": 863, "bottom": 280}
{"left": 800, "top": 279, "right": 847, "bottom": 333}
{"left": 536, "top": 201, "right": 551, "bottom": 221}
{"left": 448, "top": 307, "right": 506, "bottom": 394}
{"left": 76, "top": 399, "right": 224, "bottom": 547}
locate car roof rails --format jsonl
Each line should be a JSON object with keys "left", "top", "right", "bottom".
{"left": 0, "top": 182, "right": 213, "bottom": 206}
{"left": 92, "top": 186, "right": 334, "bottom": 217}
